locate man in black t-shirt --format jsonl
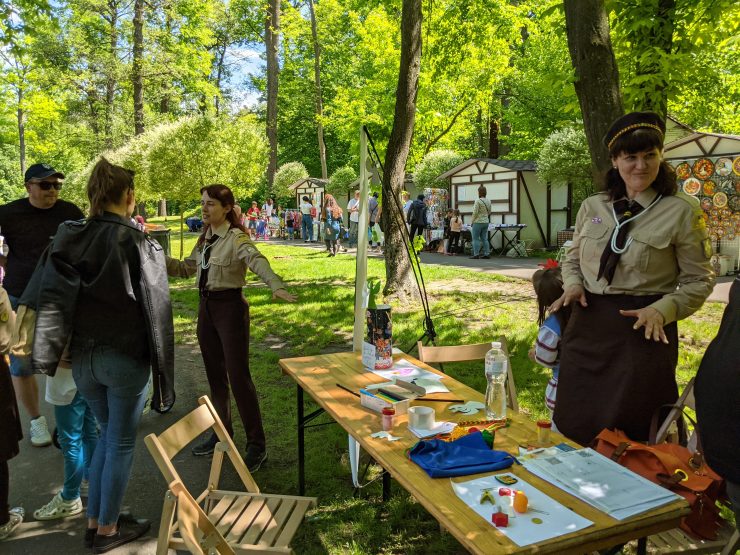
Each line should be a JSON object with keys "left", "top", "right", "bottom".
{"left": 0, "top": 163, "right": 84, "bottom": 447}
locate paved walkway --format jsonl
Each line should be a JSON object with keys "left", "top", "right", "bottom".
{"left": 277, "top": 238, "right": 732, "bottom": 303}
{"left": 4, "top": 344, "right": 245, "bottom": 555}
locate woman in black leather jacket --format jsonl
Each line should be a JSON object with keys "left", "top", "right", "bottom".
{"left": 31, "top": 158, "right": 174, "bottom": 554}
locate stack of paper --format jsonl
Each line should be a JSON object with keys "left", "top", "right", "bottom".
{"left": 407, "top": 421, "right": 456, "bottom": 439}
{"left": 369, "top": 361, "right": 451, "bottom": 394}
{"left": 523, "top": 448, "right": 680, "bottom": 520}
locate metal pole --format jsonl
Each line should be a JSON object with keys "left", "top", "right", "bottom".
{"left": 353, "top": 125, "right": 371, "bottom": 351}
{"left": 297, "top": 385, "right": 305, "bottom": 495}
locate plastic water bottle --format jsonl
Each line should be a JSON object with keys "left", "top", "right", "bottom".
{"left": 484, "top": 341, "right": 508, "bottom": 420}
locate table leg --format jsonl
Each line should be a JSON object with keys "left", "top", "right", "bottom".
{"left": 297, "top": 385, "right": 305, "bottom": 496}
{"left": 637, "top": 537, "right": 647, "bottom": 555}
{"left": 382, "top": 470, "right": 391, "bottom": 502}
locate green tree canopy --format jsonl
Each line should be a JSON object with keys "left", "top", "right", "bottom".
{"left": 413, "top": 149, "right": 464, "bottom": 190}
{"left": 325, "top": 165, "right": 357, "bottom": 197}
{"left": 273, "top": 161, "right": 308, "bottom": 203}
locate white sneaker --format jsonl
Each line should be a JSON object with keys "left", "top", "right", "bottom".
{"left": 0, "top": 507, "right": 23, "bottom": 540}
{"left": 33, "top": 492, "right": 83, "bottom": 521}
{"left": 30, "top": 416, "right": 52, "bottom": 447}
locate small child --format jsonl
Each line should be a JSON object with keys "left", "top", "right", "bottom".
{"left": 256, "top": 216, "right": 267, "bottom": 240}
{"left": 285, "top": 211, "right": 295, "bottom": 240}
{"left": 447, "top": 210, "right": 463, "bottom": 255}
{"left": 33, "top": 347, "right": 98, "bottom": 521}
{"left": 529, "top": 261, "right": 570, "bottom": 428}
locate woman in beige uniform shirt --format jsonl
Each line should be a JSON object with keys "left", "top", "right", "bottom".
{"left": 552, "top": 112, "right": 714, "bottom": 446}
{"left": 166, "top": 184, "right": 295, "bottom": 470}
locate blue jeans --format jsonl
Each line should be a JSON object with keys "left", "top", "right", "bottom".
{"left": 471, "top": 223, "right": 490, "bottom": 257}
{"left": 348, "top": 221, "right": 359, "bottom": 248}
{"left": 301, "top": 214, "right": 313, "bottom": 241}
{"left": 7, "top": 294, "right": 33, "bottom": 377}
{"left": 72, "top": 341, "right": 149, "bottom": 526}
{"left": 55, "top": 392, "right": 98, "bottom": 501}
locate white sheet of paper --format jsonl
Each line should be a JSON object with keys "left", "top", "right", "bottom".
{"left": 412, "top": 378, "right": 450, "bottom": 394}
{"left": 407, "top": 421, "right": 456, "bottom": 439}
{"left": 451, "top": 473, "right": 593, "bottom": 546}
{"left": 361, "top": 342, "right": 376, "bottom": 369}
{"left": 370, "top": 360, "right": 444, "bottom": 384}
{"left": 522, "top": 448, "right": 680, "bottom": 520}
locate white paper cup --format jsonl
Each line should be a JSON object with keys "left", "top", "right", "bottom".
{"left": 409, "top": 406, "right": 435, "bottom": 429}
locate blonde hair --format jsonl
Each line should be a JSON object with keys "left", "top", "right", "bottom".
{"left": 87, "top": 158, "right": 135, "bottom": 217}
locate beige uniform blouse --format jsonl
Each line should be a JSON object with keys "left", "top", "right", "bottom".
{"left": 165, "top": 220, "right": 286, "bottom": 293}
{"left": 562, "top": 188, "right": 714, "bottom": 326}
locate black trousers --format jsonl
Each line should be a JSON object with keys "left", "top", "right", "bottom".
{"left": 448, "top": 231, "right": 461, "bottom": 253}
{"left": 409, "top": 224, "right": 425, "bottom": 242}
{"left": 197, "top": 289, "right": 266, "bottom": 450}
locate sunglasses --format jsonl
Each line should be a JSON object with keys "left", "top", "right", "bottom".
{"left": 36, "top": 181, "right": 63, "bottom": 191}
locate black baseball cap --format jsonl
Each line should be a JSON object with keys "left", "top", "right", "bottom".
{"left": 25, "top": 163, "right": 65, "bottom": 183}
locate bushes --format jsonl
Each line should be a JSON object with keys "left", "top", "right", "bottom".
{"left": 413, "top": 149, "right": 464, "bottom": 190}
{"left": 326, "top": 165, "right": 357, "bottom": 198}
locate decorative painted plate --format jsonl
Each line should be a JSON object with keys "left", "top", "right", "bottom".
{"left": 675, "top": 162, "right": 692, "bottom": 180}
{"left": 703, "top": 180, "right": 716, "bottom": 196}
{"left": 735, "top": 180, "right": 740, "bottom": 194}
{"left": 713, "top": 192, "right": 728, "bottom": 208}
{"left": 693, "top": 158, "right": 714, "bottom": 179}
{"left": 715, "top": 157, "right": 733, "bottom": 176}
{"left": 716, "top": 226, "right": 726, "bottom": 238}
{"left": 718, "top": 179, "right": 735, "bottom": 195}
{"left": 682, "top": 177, "right": 702, "bottom": 195}
{"left": 733, "top": 156, "right": 740, "bottom": 176}
{"left": 701, "top": 197, "right": 713, "bottom": 211}
{"left": 730, "top": 195, "right": 740, "bottom": 212}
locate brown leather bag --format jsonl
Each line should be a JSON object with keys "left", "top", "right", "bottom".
{"left": 593, "top": 428, "right": 724, "bottom": 540}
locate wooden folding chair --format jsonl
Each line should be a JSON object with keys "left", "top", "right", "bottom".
{"left": 417, "top": 337, "right": 518, "bottom": 412}
{"left": 647, "top": 379, "right": 739, "bottom": 555}
{"left": 144, "top": 396, "right": 316, "bottom": 555}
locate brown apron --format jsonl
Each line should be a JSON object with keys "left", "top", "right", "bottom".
{"left": 553, "top": 292, "right": 678, "bottom": 446}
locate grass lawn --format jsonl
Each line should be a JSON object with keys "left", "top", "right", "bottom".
{"left": 152, "top": 217, "right": 726, "bottom": 554}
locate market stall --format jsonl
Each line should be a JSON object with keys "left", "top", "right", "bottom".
{"left": 664, "top": 129, "right": 740, "bottom": 274}
{"left": 438, "top": 158, "right": 571, "bottom": 250}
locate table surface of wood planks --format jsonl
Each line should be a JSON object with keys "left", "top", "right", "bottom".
{"left": 279, "top": 351, "right": 689, "bottom": 554}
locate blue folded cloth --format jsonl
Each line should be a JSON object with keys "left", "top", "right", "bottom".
{"left": 408, "top": 431, "right": 516, "bottom": 478}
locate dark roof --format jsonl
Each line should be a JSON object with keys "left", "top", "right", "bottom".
{"left": 479, "top": 159, "right": 537, "bottom": 171}
{"left": 438, "top": 158, "right": 537, "bottom": 179}
{"left": 288, "top": 177, "right": 328, "bottom": 191}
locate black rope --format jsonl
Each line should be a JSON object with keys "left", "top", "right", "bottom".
{"left": 363, "top": 126, "right": 437, "bottom": 349}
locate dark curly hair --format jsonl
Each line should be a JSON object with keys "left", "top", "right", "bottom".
{"left": 603, "top": 127, "right": 677, "bottom": 200}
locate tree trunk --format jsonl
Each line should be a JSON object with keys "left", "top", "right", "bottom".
{"left": 214, "top": 43, "right": 226, "bottom": 115}
{"left": 132, "top": 0, "right": 145, "bottom": 135}
{"left": 488, "top": 118, "right": 499, "bottom": 159}
{"left": 307, "top": 0, "right": 327, "bottom": 179}
{"left": 382, "top": 0, "right": 422, "bottom": 301}
{"left": 159, "top": 199, "right": 167, "bottom": 218}
{"left": 563, "top": 0, "right": 623, "bottom": 179}
{"left": 17, "top": 86, "right": 26, "bottom": 177}
{"left": 265, "top": 0, "right": 280, "bottom": 193}
{"left": 634, "top": 0, "right": 674, "bottom": 118}
{"left": 105, "top": 3, "right": 118, "bottom": 149}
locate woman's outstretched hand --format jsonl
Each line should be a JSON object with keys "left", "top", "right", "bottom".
{"left": 550, "top": 284, "right": 587, "bottom": 312}
{"left": 273, "top": 288, "right": 297, "bottom": 302}
{"left": 620, "top": 306, "right": 668, "bottom": 343}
